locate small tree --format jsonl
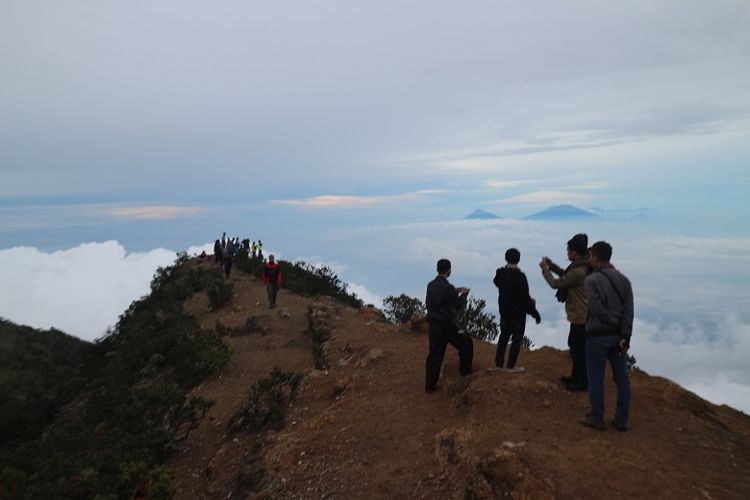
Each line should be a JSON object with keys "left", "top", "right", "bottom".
{"left": 383, "top": 294, "right": 426, "bottom": 324}
{"left": 455, "top": 297, "right": 499, "bottom": 342}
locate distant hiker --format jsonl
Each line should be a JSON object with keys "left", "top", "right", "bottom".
{"left": 257, "top": 239, "right": 264, "bottom": 259}
{"left": 221, "top": 232, "right": 226, "bottom": 248}
{"left": 540, "top": 233, "right": 590, "bottom": 392}
{"left": 580, "top": 241, "right": 634, "bottom": 432}
{"left": 213, "top": 239, "right": 223, "bottom": 265}
{"left": 493, "top": 248, "right": 541, "bottom": 372}
{"left": 262, "top": 255, "right": 283, "bottom": 308}
{"left": 424, "top": 259, "right": 473, "bottom": 393}
{"left": 251, "top": 241, "right": 257, "bottom": 258}
{"left": 224, "top": 249, "right": 233, "bottom": 279}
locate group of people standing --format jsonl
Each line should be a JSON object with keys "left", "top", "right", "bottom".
{"left": 212, "top": 233, "right": 282, "bottom": 308}
{"left": 213, "top": 232, "right": 265, "bottom": 279}
{"left": 425, "top": 233, "right": 634, "bottom": 432}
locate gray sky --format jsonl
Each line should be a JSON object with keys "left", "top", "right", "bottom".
{"left": 2, "top": 0, "right": 749, "bottom": 213}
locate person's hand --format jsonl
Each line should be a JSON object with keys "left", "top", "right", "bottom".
{"left": 618, "top": 338, "right": 629, "bottom": 354}
{"left": 539, "top": 258, "right": 549, "bottom": 271}
{"left": 458, "top": 287, "right": 470, "bottom": 295}
{"left": 535, "top": 315, "right": 541, "bottom": 325}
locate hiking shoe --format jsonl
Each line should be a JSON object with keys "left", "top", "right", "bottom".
{"left": 425, "top": 385, "right": 440, "bottom": 394}
{"left": 560, "top": 375, "right": 575, "bottom": 384}
{"left": 508, "top": 366, "right": 525, "bottom": 373}
{"left": 579, "top": 416, "right": 606, "bottom": 431}
{"left": 460, "top": 369, "right": 475, "bottom": 377}
{"left": 611, "top": 419, "right": 628, "bottom": 432}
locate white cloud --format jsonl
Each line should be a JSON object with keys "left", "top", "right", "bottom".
{"left": 0, "top": 241, "right": 178, "bottom": 341}
{"left": 347, "top": 282, "right": 383, "bottom": 308}
{"left": 484, "top": 179, "right": 528, "bottom": 189}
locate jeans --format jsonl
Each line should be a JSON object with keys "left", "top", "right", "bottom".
{"left": 495, "top": 316, "right": 526, "bottom": 368}
{"left": 425, "top": 322, "right": 473, "bottom": 390}
{"left": 586, "top": 335, "right": 631, "bottom": 424}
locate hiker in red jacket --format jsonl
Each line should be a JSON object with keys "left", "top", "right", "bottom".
{"left": 262, "top": 255, "right": 283, "bottom": 308}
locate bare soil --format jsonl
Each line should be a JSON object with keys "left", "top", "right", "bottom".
{"left": 169, "top": 260, "right": 750, "bottom": 499}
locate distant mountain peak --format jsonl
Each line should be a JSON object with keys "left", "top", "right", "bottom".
{"left": 526, "top": 204, "right": 599, "bottom": 220}
{"left": 464, "top": 209, "right": 501, "bottom": 220}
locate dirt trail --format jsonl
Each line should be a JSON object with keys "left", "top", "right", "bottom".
{"left": 170, "top": 261, "right": 750, "bottom": 499}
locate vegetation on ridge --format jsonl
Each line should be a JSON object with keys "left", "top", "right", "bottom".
{"left": 1, "top": 255, "right": 230, "bottom": 500}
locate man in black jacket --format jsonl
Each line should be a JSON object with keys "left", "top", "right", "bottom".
{"left": 493, "top": 248, "right": 541, "bottom": 371}
{"left": 425, "top": 259, "right": 473, "bottom": 393}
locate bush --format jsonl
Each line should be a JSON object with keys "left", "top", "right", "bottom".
{"left": 207, "top": 278, "right": 234, "bottom": 310}
{"left": 228, "top": 368, "right": 302, "bottom": 433}
{"left": 0, "top": 256, "right": 232, "bottom": 499}
{"left": 455, "top": 297, "right": 499, "bottom": 342}
{"left": 383, "top": 294, "right": 426, "bottom": 324}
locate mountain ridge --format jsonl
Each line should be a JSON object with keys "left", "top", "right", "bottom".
{"left": 3, "top": 257, "right": 750, "bottom": 498}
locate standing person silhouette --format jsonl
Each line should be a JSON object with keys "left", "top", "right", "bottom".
{"left": 424, "top": 259, "right": 473, "bottom": 393}
{"left": 580, "top": 241, "right": 634, "bottom": 432}
{"left": 540, "top": 233, "right": 590, "bottom": 391}
{"left": 493, "top": 248, "right": 541, "bottom": 372}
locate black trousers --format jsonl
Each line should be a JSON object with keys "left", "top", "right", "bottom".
{"left": 266, "top": 283, "right": 279, "bottom": 306}
{"left": 495, "top": 316, "right": 526, "bottom": 368}
{"left": 568, "top": 323, "right": 588, "bottom": 387}
{"left": 425, "top": 321, "right": 473, "bottom": 390}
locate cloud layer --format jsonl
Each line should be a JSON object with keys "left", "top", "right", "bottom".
{"left": 0, "top": 242, "right": 177, "bottom": 341}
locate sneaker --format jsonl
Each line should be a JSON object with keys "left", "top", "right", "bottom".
{"left": 508, "top": 366, "right": 525, "bottom": 373}
{"left": 611, "top": 419, "right": 628, "bottom": 432}
{"left": 579, "top": 416, "right": 606, "bottom": 431}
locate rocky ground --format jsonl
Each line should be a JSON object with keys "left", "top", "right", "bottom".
{"left": 169, "top": 260, "right": 750, "bottom": 499}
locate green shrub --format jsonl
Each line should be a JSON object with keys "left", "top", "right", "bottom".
{"left": 383, "top": 294, "right": 426, "bottom": 324}
{"left": 207, "top": 278, "right": 234, "bottom": 311}
{"left": 456, "top": 297, "right": 499, "bottom": 342}
{"left": 228, "top": 368, "right": 302, "bottom": 433}
{"left": 0, "top": 256, "right": 232, "bottom": 499}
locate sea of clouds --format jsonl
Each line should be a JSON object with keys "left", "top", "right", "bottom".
{"left": 1, "top": 222, "right": 748, "bottom": 414}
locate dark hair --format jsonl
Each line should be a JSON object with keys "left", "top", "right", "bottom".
{"left": 567, "top": 233, "right": 588, "bottom": 255}
{"left": 590, "top": 241, "right": 613, "bottom": 262}
{"left": 436, "top": 258, "right": 451, "bottom": 273}
{"left": 504, "top": 248, "right": 520, "bottom": 264}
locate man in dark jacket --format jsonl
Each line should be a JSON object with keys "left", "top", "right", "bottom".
{"left": 262, "top": 255, "right": 283, "bottom": 309}
{"left": 493, "top": 248, "right": 541, "bottom": 372}
{"left": 580, "top": 241, "right": 634, "bottom": 432}
{"left": 425, "top": 259, "right": 473, "bottom": 393}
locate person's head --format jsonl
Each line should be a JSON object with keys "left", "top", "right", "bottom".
{"left": 436, "top": 258, "right": 451, "bottom": 277}
{"left": 566, "top": 233, "right": 588, "bottom": 261}
{"left": 588, "top": 241, "right": 612, "bottom": 269}
{"left": 505, "top": 248, "right": 521, "bottom": 265}
{"left": 268, "top": 254, "right": 275, "bottom": 263}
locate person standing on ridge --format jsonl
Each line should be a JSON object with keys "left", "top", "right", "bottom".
{"left": 213, "top": 239, "right": 223, "bottom": 266}
{"left": 425, "top": 258, "right": 473, "bottom": 393}
{"left": 540, "top": 233, "right": 590, "bottom": 391}
{"left": 493, "top": 248, "right": 541, "bottom": 372}
{"left": 257, "top": 240, "right": 264, "bottom": 259}
{"left": 262, "top": 255, "right": 283, "bottom": 308}
{"left": 580, "top": 241, "right": 634, "bottom": 432}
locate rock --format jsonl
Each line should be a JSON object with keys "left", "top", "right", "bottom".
{"left": 356, "top": 348, "right": 385, "bottom": 367}
{"left": 435, "top": 428, "right": 473, "bottom": 466}
{"left": 464, "top": 449, "right": 556, "bottom": 500}
{"left": 277, "top": 308, "right": 291, "bottom": 319}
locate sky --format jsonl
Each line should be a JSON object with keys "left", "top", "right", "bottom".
{"left": 1, "top": 1, "right": 749, "bottom": 411}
